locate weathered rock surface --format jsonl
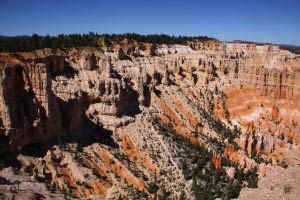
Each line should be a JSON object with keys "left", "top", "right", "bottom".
{"left": 0, "top": 41, "right": 300, "bottom": 199}
{"left": 238, "top": 149, "right": 300, "bottom": 200}
{"left": 0, "top": 167, "right": 66, "bottom": 200}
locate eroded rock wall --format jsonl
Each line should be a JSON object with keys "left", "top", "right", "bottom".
{"left": 0, "top": 41, "right": 300, "bottom": 199}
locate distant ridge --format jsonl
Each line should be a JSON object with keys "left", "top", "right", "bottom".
{"left": 0, "top": 33, "right": 216, "bottom": 52}
{"left": 0, "top": 35, "right": 31, "bottom": 39}
{"left": 231, "top": 40, "right": 300, "bottom": 54}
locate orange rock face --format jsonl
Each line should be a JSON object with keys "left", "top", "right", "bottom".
{"left": 271, "top": 106, "right": 280, "bottom": 121}
{"left": 212, "top": 155, "right": 222, "bottom": 169}
{"left": 120, "top": 132, "right": 160, "bottom": 176}
{"left": 224, "top": 145, "right": 241, "bottom": 164}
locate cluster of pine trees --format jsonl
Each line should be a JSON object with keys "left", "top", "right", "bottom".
{"left": 0, "top": 32, "right": 99, "bottom": 52}
{"left": 102, "top": 33, "right": 213, "bottom": 45}
{"left": 0, "top": 32, "right": 215, "bottom": 52}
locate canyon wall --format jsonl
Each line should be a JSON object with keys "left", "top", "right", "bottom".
{"left": 0, "top": 41, "right": 300, "bottom": 199}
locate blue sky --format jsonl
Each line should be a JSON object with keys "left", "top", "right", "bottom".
{"left": 1, "top": 0, "right": 299, "bottom": 45}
